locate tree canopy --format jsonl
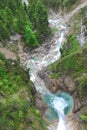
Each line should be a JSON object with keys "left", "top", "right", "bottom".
{"left": 0, "top": 0, "right": 50, "bottom": 47}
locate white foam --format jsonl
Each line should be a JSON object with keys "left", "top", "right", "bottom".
{"left": 51, "top": 97, "right": 68, "bottom": 130}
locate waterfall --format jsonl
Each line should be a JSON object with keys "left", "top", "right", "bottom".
{"left": 51, "top": 97, "right": 67, "bottom": 130}
{"left": 57, "top": 119, "right": 66, "bottom": 130}
{"left": 43, "top": 91, "right": 73, "bottom": 130}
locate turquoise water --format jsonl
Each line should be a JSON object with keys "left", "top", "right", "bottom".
{"left": 45, "top": 107, "right": 58, "bottom": 121}
{"left": 43, "top": 92, "right": 74, "bottom": 121}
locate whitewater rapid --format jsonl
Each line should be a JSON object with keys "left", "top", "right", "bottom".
{"left": 25, "top": 16, "right": 70, "bottom": 130}
{"left": 51, "top": 97, "right": 67, "bottom": 130}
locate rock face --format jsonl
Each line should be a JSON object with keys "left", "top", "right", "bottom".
{"left": 35, "top": 92, "right": 48, "bottom": 117}
{"left": 39, "top": 69, "right": 76, "bottom": 94}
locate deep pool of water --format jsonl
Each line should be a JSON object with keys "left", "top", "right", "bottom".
{"left": 43, "top": 92, "right": 74, "bottom": 121}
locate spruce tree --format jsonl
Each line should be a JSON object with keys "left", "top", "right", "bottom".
{"left": 35, "top": 0, "right": 50, "bottom": 41}
{"left": 24, "top": 22, "right": 39, "bottom": 47}
{"left": 28, "top": 0, "right": 50, "bottom": 42}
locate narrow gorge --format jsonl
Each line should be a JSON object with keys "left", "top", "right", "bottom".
{"left": 23, "top": 14, "right": 73, "bottom": 130}
{"left": 0, "top": 0, "right": 87, "bottom": 130}
{"left": 21, "top": 1, "right": 87, "bottom": 129}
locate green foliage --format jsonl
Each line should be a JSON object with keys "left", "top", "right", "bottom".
{"left": 48, "top": 34, "right": 87, "bottom": 98}
{"left": 80, "top": 110, "right": 87, "bottom": 123}
{"left": 0, "top": 0, "right": 50, "bottom": 46}
{"left": 0, "top": 56, "right": 29, "bottom": 95}
{"left": 0, "top": 54, "right": 47, "bottom": 130}
{"left": 80, "top": 115, "right": 87, "bottom": 122}
{"left": 54, "top": 49, "right": 87, "bottom": 77}
{"left": 24, "top": 23, "right": 39, "bottom": 47}
{"left": 50, "top": 73, "right": 57, "bottom": 78}
{"left": 78, "top": 76, "right": 87, "bottom": 98}
{"left": 61, "top": 34, "right": 81, "bottom": 57}
{"left": 28, "top": 0, "right": 50, "bottom": 42}
{"left": 49, "top": 34, "right": 82, "bottom": 77}
{"left": 42, "top": 0, "right": 60, "bottom": 10}
{"left": 0, "top": 20, "right": 10, "bottom": 41}
{"left": 0, "top": 0, "right": 27, "bottom": 41}
{"left": 0, "top": 0, "right": 23, "bottom": 36}
{"left": 80, "top": 111, "right": 87, "bottom": 130}
{"left": 42, "top": 0, "right": 78, "bottom": 11}
{"left": 61, "top": 0, "right": 77, "bottom": 10}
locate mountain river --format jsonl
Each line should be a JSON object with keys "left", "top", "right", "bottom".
{"left": 24, "top": 15, "right": 74, "bottom": 130}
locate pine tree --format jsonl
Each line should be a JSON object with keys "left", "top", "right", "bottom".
{"left": 24, "top": 22, "right": 39, "bottom": 47}
{"left": 35, "top": 0, "right": 50, "bottom": 41}
{"left": 28, "top": 0, "right": 50, "bottom": 42}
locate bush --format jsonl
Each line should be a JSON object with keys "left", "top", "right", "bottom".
{"left": 61, "top": 34, "right": 80, "bottom": 57}
{"left": 24, "top": 23, "right": 39, "bottom": 47}
{"left": 78, "top": 76, "right": 87, "bottom": 98}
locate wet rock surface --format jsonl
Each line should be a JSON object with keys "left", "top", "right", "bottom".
{"left": 39, "top": 69, "right": 76, "bottom": 94}
{"left": 35, "top": 92, "right": 48, "bottom": 116}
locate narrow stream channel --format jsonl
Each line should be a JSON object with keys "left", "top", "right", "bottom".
{"left": 25, "top": 16, "right": 74, "bottom": 130}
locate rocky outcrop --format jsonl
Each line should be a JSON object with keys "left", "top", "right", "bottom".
{"left": 35, "top": 92, "right": 48, "bottom": 117}
{"left": 39, "top": 69, "right": 76, "bottom": 94}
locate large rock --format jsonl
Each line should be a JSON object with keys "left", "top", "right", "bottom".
{"left": 35, "top": 92, "right": 48, "bottom": 116}
{"left": 39, "top": 69, "right": 76, "bottom": 93}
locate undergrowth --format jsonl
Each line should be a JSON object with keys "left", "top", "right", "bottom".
{"left": 0, "top": 53, "right": 47, "bottom": 130}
